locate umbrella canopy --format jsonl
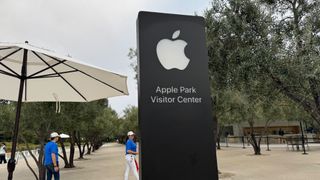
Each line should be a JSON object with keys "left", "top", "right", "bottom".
{"left": 0, "top": 42, "right": 129, "bottom": 102}
{"left": 0, "top": 41, "right": 129, "bottom": 180}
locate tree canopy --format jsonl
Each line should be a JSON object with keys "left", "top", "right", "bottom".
{"left": 205, "top": 0, "right": 319, "bottom": 153}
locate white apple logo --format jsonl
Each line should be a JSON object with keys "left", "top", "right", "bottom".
{"left": 156, "top": 30, "right": 190, "bottom": 70}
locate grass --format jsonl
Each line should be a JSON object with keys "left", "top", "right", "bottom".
{"left": 2, "top": 141, "right": 71, "bottom": 152}
{"left": 2, "top": 141, "right": 39, "bottom": 152}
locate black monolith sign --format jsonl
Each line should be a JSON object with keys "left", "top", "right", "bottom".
{"left": 137, "top": 11, "right": 218, "bottom": 180}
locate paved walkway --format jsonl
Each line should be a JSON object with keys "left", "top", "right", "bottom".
{"left": 218, "top": 145, "right": 320, "bottom": 180}
{"left": 0, "top": 143, "right": 135, "bottom": 180}
{"left": 1, "top": 143, "right": 320, "bottom": 179}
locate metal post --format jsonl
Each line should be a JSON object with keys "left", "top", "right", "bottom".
{"left": 7, "top": 48, "right": 28, "bottom": 180}
{"left": 300, "top": 121, "right": 307, "bottom": 155}
{"left": 266, "top": 135, "right": 270, "bottom": 151}
{"left": 242, "top": 136, "right": 245, "bottom": 149}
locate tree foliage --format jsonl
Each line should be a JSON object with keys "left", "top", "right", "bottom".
{"left": 0, "top": 98, "right": 133, "bottom": 179}
{"left": 205, "top": 0, "right": 318, "bottom": 154}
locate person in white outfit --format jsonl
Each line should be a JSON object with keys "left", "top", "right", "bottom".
{"left": 0, "top": 143, "right": 7, "bottom": 164}
{"left": 124, "top": 131, "right": 139, "bottom": 180}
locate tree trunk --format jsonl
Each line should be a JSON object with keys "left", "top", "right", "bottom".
{"left": 212, "top": 96, "right": 219, "bottom": 149}
{"left": 217, "top": 134, "right": 221, "bottom": 150}
{"left": 38, "top": 143, "right": 46, "bottom": 180}
{"left": 69, "top": 131, "right": 76, "bottom": 168}
{"left": 20, "top": 136, "right": 46, "bottom": 180}
{"left": 60, "top": 141, "right": 71, "bottom": 168}
{"left": 248, "top": 123, "right": 261, "bottom": 155}
{"left": 39, "top": 164, "right": 46, "bottom": 180}
{"left": 21, "top": 151, "right": 39, "bottom": 180}
{"left": 250, "top": 133, "right": 261, "bottom": 155}
{"left": 82, "top": 142, "right": 87, "bottom": 157}
{"left": 86, "top": 143, "right": 92, "bottom": 155}
{"left": 91, "top": 137, "right": 97, "bottom": 152}
{"left": 75, "top": 131, "right": 84, "bottom": 159}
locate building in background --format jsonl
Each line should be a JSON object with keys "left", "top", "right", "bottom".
{"left": 222, "top": 120, "right": 301, "bottom": 137}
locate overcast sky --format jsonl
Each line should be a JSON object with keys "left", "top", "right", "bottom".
{"left": 0, "top": 0, "right": 211, "bottom": 116}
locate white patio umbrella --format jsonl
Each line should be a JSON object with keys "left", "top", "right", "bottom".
{"left": 0, "top": 41, "right": 129, "bottom": 179}
{"left": 59, "top": 133, "right": 70, "bottom": 139}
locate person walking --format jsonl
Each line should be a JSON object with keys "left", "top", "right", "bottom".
{"left": 44, "top": 132, "right": 60, "bottom": 180}
{"left": 0, "top": 143, "right": 7, "bottom": 164}
{"left": 124, "top": 131, "right": 139, "bottom": 180}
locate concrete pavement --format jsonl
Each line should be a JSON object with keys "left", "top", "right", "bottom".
{"left": 1, "top": 143, "right": 320, "bottom": 179}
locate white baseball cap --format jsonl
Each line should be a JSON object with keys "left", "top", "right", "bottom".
{"left": 127, "top": 131, "right": 135, "bottom": 136}
{"left": 50, "top": 132, "right": 60, "bottom": 138}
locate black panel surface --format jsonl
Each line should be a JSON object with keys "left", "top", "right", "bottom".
{"left": 137, "top": 11, "right": 218, "bottom": 180}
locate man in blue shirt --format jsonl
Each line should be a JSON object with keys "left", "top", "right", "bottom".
{"left": 124, "top": 131, "right": 139, "bottom": 180}
{"left": 44, "top": 132, "right": 60, "bottom": 180}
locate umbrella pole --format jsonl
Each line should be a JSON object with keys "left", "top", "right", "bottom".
{"left": 7, "top": 49, "right": 28, "bottom": 180}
